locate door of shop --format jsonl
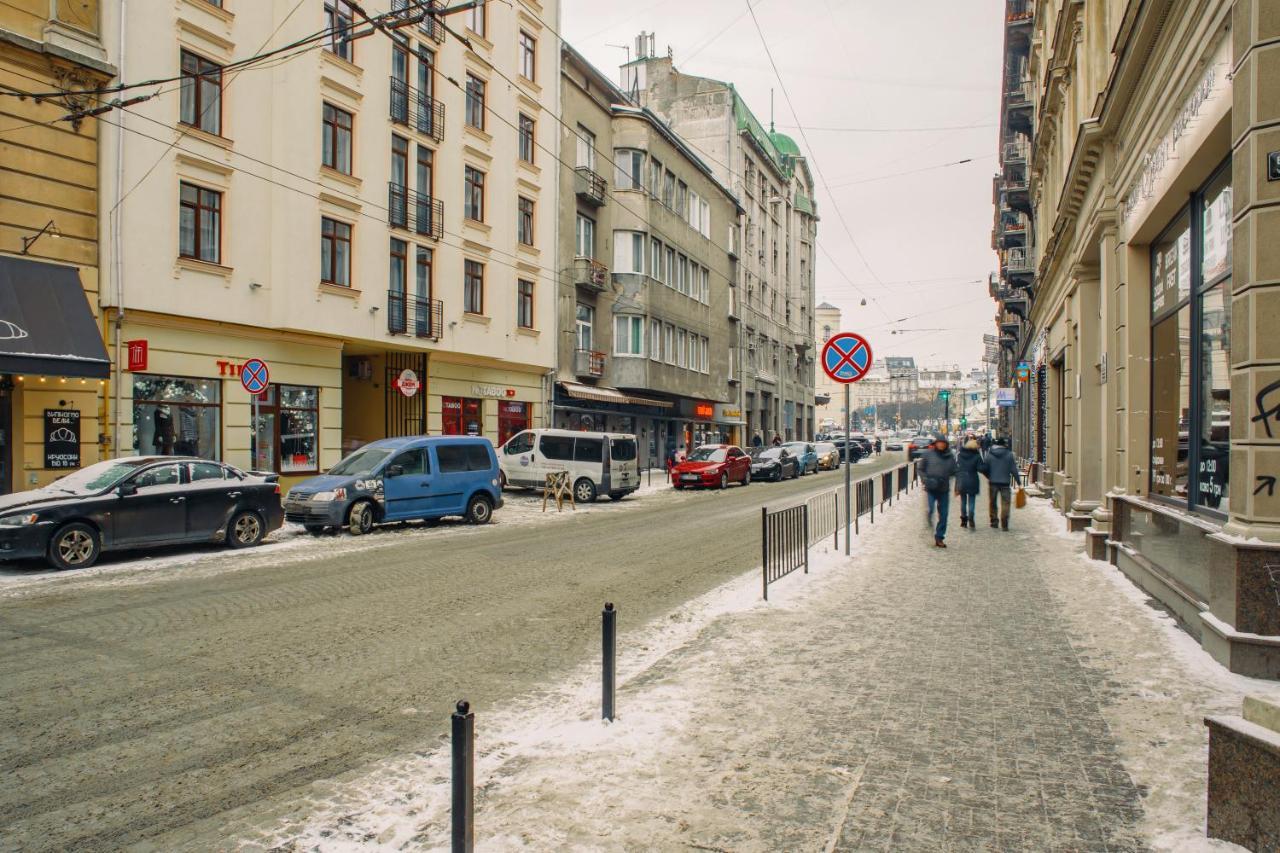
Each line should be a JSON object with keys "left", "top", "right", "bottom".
{"left": 385, "top": 352, "right": 428, "bottom": 437}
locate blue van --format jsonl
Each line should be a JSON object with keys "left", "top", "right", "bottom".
{"left": 283, "top": 436, "right": 503, "bottom": 535}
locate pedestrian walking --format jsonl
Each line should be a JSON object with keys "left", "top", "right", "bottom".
{"left": 772, "top": 433, "right": 782, "bottom": 447}
{"left": 920, "top": 433, "right": 959, "bottom": 548}
{"left": 979, "top": 436, "right": 1021, "bottom": 530}
{"left": 955, "top": 436, "right": 983, "bottom": 530}
{"left": 874, "top": 437, "right": 882, "bottom": 455}
{"left": 979, "top": 432, "right": 993, "bottom": 453}
{"left": 751, "top": 432, "right": 763, "bottom": 448}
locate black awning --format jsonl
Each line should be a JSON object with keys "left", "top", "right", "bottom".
{"left": 0, "top": 256, "right": 110, "bottom": 379}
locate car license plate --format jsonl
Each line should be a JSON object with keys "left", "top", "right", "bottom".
{"left": 682, "top": 474, "right": 698, "bottom": 481}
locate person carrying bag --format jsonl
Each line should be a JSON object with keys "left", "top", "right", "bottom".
{"left": 979, "top": 436, "right": 1021, "bottom": 530}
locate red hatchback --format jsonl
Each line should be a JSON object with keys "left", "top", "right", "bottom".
{"left": 671, "top": 444, "right": 752, "bottom": 489}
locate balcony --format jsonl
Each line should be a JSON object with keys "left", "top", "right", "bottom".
{"left": 1002, "top": 246, "right": 1034, "bottom": 285}
{"left": 388, "top": 183, "right": 444, "bottom": 241}
{"left": 997, "top": 209, "right": 1028, "bottom": 248}
{"left": 574, "top": 167, "right": 607, "bottom": 206}
{"left": 387, "top": 292, "right": 444, "bottom": 340}
{"left": 389, "top": 0, "right": 447, "bottom": 42}
{"left": 575, "top": 349, "right": 606, "bottom": 379}
{"left": 389, "top": 77, "right": 446, "bottom": 143}
{"left": 1002, "top": 139, "right": 1029, "bottom": 166}
{"left": 1005, "top": 78, "right": 1034, "bottom": 134}
{"left": 1007, "top": 0, "right": 1034, "bottom": 44}
{"left": 1001, "top": 171, "right": 1031, "bottom": 214}
{"left": 999, "top": 288, "right": 1029, "bottom": 318}
{"left": 573, "top": 257, "right": 608, "bottom": 292}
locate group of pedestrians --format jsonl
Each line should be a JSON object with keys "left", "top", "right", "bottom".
{"left": 918, "top": 432, "right": 1022, "bottom": 548}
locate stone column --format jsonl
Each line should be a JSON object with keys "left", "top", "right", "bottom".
{"left": 1089, "top": 229, "right": 1121, "bottom": 559}
{"left": 1071, "top": 263, "right": 1103, "bottom": 528}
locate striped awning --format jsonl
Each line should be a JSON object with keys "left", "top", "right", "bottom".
{"left": 560, "top": 381, "right": 674, "bottom": 409}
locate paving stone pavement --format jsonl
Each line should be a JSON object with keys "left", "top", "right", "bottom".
{"left": 249, "top": 491, "right": 1274, "bottom": 852}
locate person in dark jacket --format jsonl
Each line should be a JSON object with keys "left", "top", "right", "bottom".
{"left": 919, "top": 433, "right": 959, "bottom": 547}
{"left": 979, "top": 436, "right": 1021, "bottom": 530}
{"left": 955, "top": 436, "right": 983, "bottom": 530}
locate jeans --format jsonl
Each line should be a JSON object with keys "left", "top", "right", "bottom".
{"left": 959, "top": 491, "right": 977, "bottom": 520}
{"left": 926, "top": 489, "right": 950, "bottom": 540}
{"left": 988, "top": 484, "right": 1013, "bottom": 525}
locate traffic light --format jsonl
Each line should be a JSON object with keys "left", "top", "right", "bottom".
{"left": 960, "top": 416, "right": 968, "bottom": 429}
{"left": 939, "top": 389, "right": 951, "bottom": 401}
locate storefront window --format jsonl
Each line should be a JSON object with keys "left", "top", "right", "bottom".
{"left": 1150, "top": 305, "right": 1190, "bottom": 500}
{"left": 443, "top": 396, "right": 483, "bottom": 436}
{"left": 132, "top": 375, "right": 221, "bottom": 460}
{"left": 1198, "top": 285, "right": 1230, "bottom": 508}
{"left": 250, "top": 385, "right": 320, "bottom": 473}
{"left": 498, "top": 401, "right": 529, "bottom": 445}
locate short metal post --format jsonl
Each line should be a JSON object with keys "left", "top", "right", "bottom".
{"left": 761, "top": 506, "right": 769, "bottom": 600}
{"left": 833, "top": 493, "right": 839, "bottom": 550}
{"left": 602, "top": 603, "right": 617, "bottom": 721}
{"left": 803, "top": 504, "right": 810, "bottom": 573}
{"left": 452, "top": 700, "right": 475, "bottom": 853}
{"left": 871, "top": 480, "right": 875, "bottom": 524}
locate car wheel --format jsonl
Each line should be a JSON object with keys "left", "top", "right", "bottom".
{"left": 574, "top": 477, "right": 597, "bottom": 503}
{"left": 347, "top": 500, "right": 375, "bottom": 535}
{"left": 499, "top": 471, "right": 508, "bottom": 489}
{"left": 47, "top": 522, "right": 100, "bottom": 570}
{"left": 719, "top": 473, "right": 729, "bottom": 490}
{"left": 304, "top": 525, "right": 326, "bottom": 536}
{"left": 466, "top": 494, "right": 493, "bottom": 524}
{"left": 743, "top": 469, "right": 751, "bottom": 485}
{"left": 228, "top": 511, "right": 265, "bottom": 548}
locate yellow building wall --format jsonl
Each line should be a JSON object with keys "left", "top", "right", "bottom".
{"left": 428, "top": 357, "right": 548, "bottom": 440}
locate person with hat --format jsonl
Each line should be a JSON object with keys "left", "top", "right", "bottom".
{"left": 955, "top": 434, "right": 983, "bottom": 530}
{"left": 979, "top": 436, "right": 1021, "bottom": 530}
{"left": 919, "top": 432, "right": 959, "bottom": 547}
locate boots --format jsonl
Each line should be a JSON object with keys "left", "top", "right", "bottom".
{"left": 934, "top": 537, "right": 947, "bottom": 548}
{"left": 1001, "top": 519, "right": 1009, "bottom": 531}
{"left": 990, "top": 518, "right": 999, "bottom": 528}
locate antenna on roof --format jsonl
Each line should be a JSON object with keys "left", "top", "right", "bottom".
{"left": 769, "top": 89, "right": 775, "bottom": 133}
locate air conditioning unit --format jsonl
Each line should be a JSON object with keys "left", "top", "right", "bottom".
{"left": 347, "top": 357, "right": 373, "bottom": 380}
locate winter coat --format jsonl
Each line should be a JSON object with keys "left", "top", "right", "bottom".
{"left": 979, "top": 445, "right": 1021, "bottom": 486}
{"left": 955, "top": 448, "right": 982, "bottom": 495}
{"left": 919, "top": 447, "right": 958, "bottom": 494}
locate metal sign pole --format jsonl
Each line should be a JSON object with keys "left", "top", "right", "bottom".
{"left": 252, "top": 392, "right": 258, "bottom": 469}
{"left": 844, "top": 383, "right": 851, "bottom": 555}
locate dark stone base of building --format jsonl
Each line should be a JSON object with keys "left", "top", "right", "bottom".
{"left": 1205, "top": 697, "right": 1280, "bottom": 852}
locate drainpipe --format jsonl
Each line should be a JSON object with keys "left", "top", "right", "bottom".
{"left": 110, "top": 0, "right": 127, "bottom": 458}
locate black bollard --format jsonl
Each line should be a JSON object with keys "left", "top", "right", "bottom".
{"left": 452, "top": 700, "right": 474, "bottom": 853}
{"left": 602, "top": 602, "right": 617, "bottom": 721}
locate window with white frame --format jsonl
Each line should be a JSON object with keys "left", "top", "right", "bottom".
{"left": 677, "top": 329, "right": 687, "bottom": 367}
{"left": 677, "top": 254, "right": 688, "bottom": 294}
{"left": 615, "top": 149, "right": 645, "bottom": 191}
{"left": 576, "top": 125, "right": 596, "bottom": 169}
{"left": 613, "top": 230, "right": 644, "bottom": 274}
{"left": 650, "top": 237, "right": 662, "bottom": 281}
{"left": 576, "top": 303, "right": 594, "bottom": 351}
{"left": 614, "top": 315, "right": 644, "bottom": 357}
{"left": 701, "top": 336, "right": 709, "bottom": 372}
{"left": 665, "top": 324, "right": 675, "bottom": 365}
{"left": 701, "top": 267, "right": 710, "bottom": 303}
{"left": 575, "top": 213, "right": 595, "bottom": 258}
{"left": 649, "top": 319, "right": 661, "bottom": 362}
{"left": 664, "top": 246, "right": 675, "bottom": 287}
{"left": 649, "top": 157, "right": 663, "bottom": 196}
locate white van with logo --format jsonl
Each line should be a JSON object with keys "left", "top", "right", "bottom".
{"left": 498, "top": 429, "right": 639, "bottom": 503}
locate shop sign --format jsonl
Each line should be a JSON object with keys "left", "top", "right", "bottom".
{"left": 472, "top": 384, "right": 515, "bottom": 398}
{"left": 126, "top": 340, "right": 148, "bottom": 372}
{"left": 996, "top": 388, "right": 1017, "bottom": 407}
{"left": 394, "top": 368, "right": 421, "bottom": 398}
{"left": 44, "top": 409, "right": 80, "bottom": 469}
{"left": 714, "top": 405, "right": 743, "bottom": 422}
{"left": 692, "top": 402, "right": 714, "bottom": 420}
{"left": 500, "top": 401, "right": 526, "bottom": 415}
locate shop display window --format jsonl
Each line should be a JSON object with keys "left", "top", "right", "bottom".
{"left": 498, "top": 401, "right": 529, "bottom": 445}
{"left": 443, "top": 397, "right": 483, "bottom": 436}
{"left": 251, "top": 385, "right": 320, "bottom": 474}
{"left": 132, "top": 375, "right": 221, "bottom": 460}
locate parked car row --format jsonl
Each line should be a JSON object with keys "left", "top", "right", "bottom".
{"left": 671, "top": 441, "right": 855, "bottom": 488}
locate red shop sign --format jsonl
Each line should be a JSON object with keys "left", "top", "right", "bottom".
{"left": 693, "top": 402, "right": 714, "bottom": 420}
{"left": 126, "top": 340, "right": 148, "bottom": 372}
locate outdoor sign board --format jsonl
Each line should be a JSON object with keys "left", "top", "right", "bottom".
{"left": 996, "top": 388, "right": 1017, "bottom": 407}
{"left": 820, "top": 332, "right": 874, "bottom": 384}
{"left": 44, "top": 409, "right": 80, "bottom": 469}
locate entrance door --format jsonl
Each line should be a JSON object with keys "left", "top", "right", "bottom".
{"left": 385, "top": 352, "right": 427, "bottom": 437}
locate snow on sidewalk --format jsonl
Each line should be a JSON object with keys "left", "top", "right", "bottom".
{"left": 239, "top": 493, "right": 1278, "bottom": 852}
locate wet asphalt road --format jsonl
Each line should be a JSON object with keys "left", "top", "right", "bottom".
{"left": 0, "top": 454, "right": 907, "bottom": 850}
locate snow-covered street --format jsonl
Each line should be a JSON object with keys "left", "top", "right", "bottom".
{"left": 238, "top": 494, "right": 1280, "bottom": 852}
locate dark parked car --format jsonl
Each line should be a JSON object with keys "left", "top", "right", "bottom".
{"left": 833, "top": 439, "right": 865, "bottom": 464}
{"left": 749, "top": 447, "right": 799, "bottom": 481}
{"left": 0, "top": 457, "right": 283, "bottom": 570}
{"left": 909, "top": 435, "right": 934, "bottom": 459}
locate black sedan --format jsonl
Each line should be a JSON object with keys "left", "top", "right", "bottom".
{"left": 0, "top": 457, "right": 284, "bottom": 570}
{"left": 749, "top": 447, "right": 799, "bottom": 481}
{"left": 832, "top": 439, "right": 865, "bottom": 464}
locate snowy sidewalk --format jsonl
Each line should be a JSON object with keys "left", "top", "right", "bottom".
{"left": 244, "top": 494, "right": 1280, "bottom": 852}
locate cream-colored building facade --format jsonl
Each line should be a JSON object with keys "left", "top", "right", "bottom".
{"left": 990, "top": 0, "right": 1280, "bottom": 676}
{"left": 99, "top": 0, "right": 559, "bottom": 490}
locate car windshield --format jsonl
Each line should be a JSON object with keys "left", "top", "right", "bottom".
{"left": 753, "top": 448, "right": 782, "bottom": 460}
{"left": 783, "top": 443, "right": 808, "bottom": 454}
{"left": 52, "top": 458, "right": 154, "bottom": 493}
{"left": 328, "top": 446, "right": 396, "bottom": 477}
{"left": 687, "top": 447, "right": 727, "bottom": 462}
{"left": 816, "top": 443, "right": 837, "bottom": 454}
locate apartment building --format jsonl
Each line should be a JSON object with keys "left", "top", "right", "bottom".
{"left": 621, "top": 34, "right": 818, "bottom": 443}
{"left": 98, "top": 0, "right": 559, "bottom": 488}
{"left": 0, "top": 0, "right": 114, "bottom": 495}
{"left": 989, "top": 0, "right": 1280, "bottom": 676}
{"left": 556, "top": 46, "right": 742, "bottom": 463}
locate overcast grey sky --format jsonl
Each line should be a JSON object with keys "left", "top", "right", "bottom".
{"left": 561, "top": 0, "right": 1004, "bottom": 372}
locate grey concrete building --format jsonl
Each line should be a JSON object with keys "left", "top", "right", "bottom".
{"left": 621, "top": 35, "right": 818, "bottom": 443}
{"left": 556, "top": 46, "right": 743, "bottom": 465}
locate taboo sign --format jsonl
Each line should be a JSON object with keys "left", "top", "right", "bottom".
{"left": 820, "top": 332, "right": 874, "bottom": 384}
{"left": 44, "top": 409, "right": 80, "bottom": 469}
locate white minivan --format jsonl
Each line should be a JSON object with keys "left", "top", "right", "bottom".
{"left": 498, "top": 429, "right": 640, "bottom": 503}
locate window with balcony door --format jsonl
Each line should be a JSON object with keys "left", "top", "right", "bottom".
{"left": 179, "top": 182, "right": 221, "bottom": 264}
{"left": 322, "top": 103, "right": 353, "bottom": 174}
{"left": 465, "top": 74, "right": 486, "bottom": 130}
{"left": 389, "top": 238, "right": 407, "bottom": 332}
{"left": 180, "top": 50, "right": 222, "bottom": 135}
{"left": 575, "top": 214, "right": 595, "bottom": 258}
{"left": 390, "top": 136, "right": 409, "bottom": 224}
{"left": 576, "top": 125, "right": 595, "bottom": 169}
{"left": 464, "top": 259, "right": 484, "bottom": 314}
{"left": 576, "top": 303, "right": 594, "bottom": 351}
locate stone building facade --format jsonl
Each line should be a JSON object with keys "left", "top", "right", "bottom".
{"left": 990, "top": 0, "right": 1280, "bottom": 676}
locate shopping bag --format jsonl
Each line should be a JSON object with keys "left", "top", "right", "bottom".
{"left": 1015, "top": 487, "right": 1027, "bottom": 509}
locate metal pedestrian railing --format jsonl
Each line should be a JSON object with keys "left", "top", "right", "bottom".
{"left": 761, "top": 504, "right": 808, "bottom": 600}
{"left": 806, "top": 489, "right": 840, "bottom": 549}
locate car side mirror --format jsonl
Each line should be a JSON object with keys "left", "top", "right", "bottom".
{"left": 117, "top": 482, "right": 138, "bottom": 497}
{"left": 385, "top": 465, "right": 404, "bottom": 478}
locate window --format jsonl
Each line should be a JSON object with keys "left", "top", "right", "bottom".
{"left": 615, "top": 315, "right": 644, "bottom": 357}
{"left": 498, "top": 402, "right": 529, "bottom": 445}
{"left": 466, "top": 0, "right": 486, "bottom": 37}
{"left": 390, "top": 136, "right": 409, "bottom": 223}
{"left": 574, "top": 437, "right": 603, "bottom": 463}
{"left": 132, "top": 375, "right": 221, "bottom": 460}
{"left": 665, "top": 323, "right": 675, "bottom": 365}
{"left": 677, "top": 254, "right": 687, "bottom": 294}
{"left": 415, "top": 245, "right": 433, "bottom": 300}
{"left": 701, "top": 336, "right": 709, "bottom": 373}
{"left": 325, "top": 1, "right": 354, "bottom": 61}
{"left": 464, "top": 166, "right": 485, "bottom": 221}
{"left": 443, "top": 397, "right": 484, "bottom": 436}
{"left": 676, "top": 180, "right": 687, "bottom": 219}
{"left": 662, "top": 169, "right": 675, "bottom": 207}
{"left": 504, "top": 430, "right": 534, "bottom": 455}
{"left": 134, "top": 464, "right": 182, "bottom": 489}
{"left": 250, "top": 385, "right": 321, "bottom": 473}
{"left": 465, "top": 74, "right": 486, "bottom": 130}
{"left": 519, "top": 30, "right": 536, "bottom": 81}
{"left": 517, "top": 279, "right": 534, "bottom": 328}
{"left": 540, "top": 434, "right": 574, "bottom": 461}
{"left": 179, "top": 182, "right": 221, "bottom": 264}
{"left": 575, "top": 214, "right": 595, "bottom": 258}
{"left": 389, "top": 447, "right": 430, "bottom": 476}
{"left": 677, "top": 329, "right": 687, "bottom": 367}
{"left": 576, "top": 123, "right": 593, "bottom": 169}
{"left": 518, "top": 113, "right": 535, "bottom": 163}
{"left": 576, "top": 303, "right": 594, "bottom": 350}
{"left": 180, "top": 50, "right": 222, "bottom": 134}
{"left": 613, "top": 230, "right": 644, "bottom": 275}
{"left": 517, "top": 196, "right": 535, "bottom": 246}
{"left": 649, "top": 319, "right": 661, "bottom": 362}
{"left": 416, "top": 48, "right": 437, "bottom": 136}
{"left": 649, "top": 157, "right": 663, "bottom": 196}
{"left": 321, "top": 217, "right": 352, "bottom": 286}
{"left": 464, "top": 259, "right": 484, "bottom": 314}
{"left": 650, "top": 238, "right": 662, "bottom": 281}
{"left": 416, "top": 144, "right": 434, "bottom": 199}
{"left": 615, "top": 149, "right": 645, "bottom": 191}
{"left": 190, "top": 462, "right": 227, "bottom": 481}
{"left": 664, "top": 247, "right": 675, "bottom": 287}
{"left": 701, "top": 266, "right": 710, "bottom": 303}
{"left": 322, "top": 103, "right": 353, "bottom": 174}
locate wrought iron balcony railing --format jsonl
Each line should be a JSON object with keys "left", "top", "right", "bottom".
{"left": 388, "top": 0, "right": 446, "bottom": 42}
{"left": 575, "top": 349, "right": 606, "bottom": 379}
{"left": 574, "top": 167, "right": 607, "bottom": 206}
{"left": 388, "top": 183, "right": 444, "bottom": 240}
{"left": 573, "top": 257, "right": 608, "bottom": 291}
{"left": 389, "top": 77, "right": 446, "bottom": 142}
{"left": 387, "top": 291, "right": 444, "bottom": 340}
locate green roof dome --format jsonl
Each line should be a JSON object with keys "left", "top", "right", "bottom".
{"left": 769, "top": 132, "right": 801, "bottom": 157}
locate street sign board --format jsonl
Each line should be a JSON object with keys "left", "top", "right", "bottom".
{"left": 240, "top": 358, "right": 270, "bottom": 394}
{"left": 820, "top": 332, "right": 873, "bottom": 384}
{"left": 394, "top": 368, "right": 421, "bottom": 398}
{"left": 996, "top": 387, "right": 1017, "bottom": 407}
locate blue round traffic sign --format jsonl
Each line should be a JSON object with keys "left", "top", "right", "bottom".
{"left": 240, "top": 358, "right": 270, "bottom": 394}
{"left": 821, "top": 332, "right": 873, "bottom": 384}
